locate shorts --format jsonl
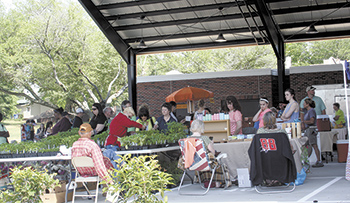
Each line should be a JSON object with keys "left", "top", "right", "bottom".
{"left": 305, "top": 128, "right": 317, "bottom": 145}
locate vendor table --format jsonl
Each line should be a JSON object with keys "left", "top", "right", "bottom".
{"left": 114, "top": 146, "right": 179, "bottom": 155}
{"left": 332, "top": 128, "right": 348, "bottom": 140}
{"left": 319, "top": 131, "right": 338, "bottom": 152}
{"left": 0, "top": 155, "right": 72, "bottom": 203}
{"left": 213, "top": 138, "right": 303, "bottom": 180}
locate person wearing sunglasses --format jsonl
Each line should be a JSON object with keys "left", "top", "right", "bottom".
{"left": 89, "top": 103, "right": 107, "bottom": 135}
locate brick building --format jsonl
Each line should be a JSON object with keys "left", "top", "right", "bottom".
{"left": 137, "top": 64, "right": 345, "bottom": 119}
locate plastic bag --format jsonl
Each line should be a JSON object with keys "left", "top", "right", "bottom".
{"left": 294, "top": 168, "right": 307, "bottom": 186}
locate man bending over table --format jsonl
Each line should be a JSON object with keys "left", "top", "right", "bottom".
{"left": 72, "top": 123, "right": 114, "bottom": 184}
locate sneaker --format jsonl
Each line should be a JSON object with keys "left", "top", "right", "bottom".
{"left": 312, "top": 162, "right": 324, "bottom": 167}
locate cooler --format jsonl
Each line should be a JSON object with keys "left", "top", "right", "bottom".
{"left": 336, "top": 140, "right": 349, "bottom": 163}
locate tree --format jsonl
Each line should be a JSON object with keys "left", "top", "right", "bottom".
{"left": 0, "top": 0, "right": 128, "bottom": 112}
{"left": 137, "top": 45, "right": 276, "bottom": 76}
{"left": 0, "top": 92, "right": 19, "bottom": 118}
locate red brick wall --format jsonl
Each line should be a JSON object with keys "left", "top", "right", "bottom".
{"left": 290, "top": 71, "right": 345, "bottom": 102}
{"left": 137, "top": 75, "right": 274, "bottom": 118}
{"left": 137, "top": 70, "right": 345, "bottom": 118}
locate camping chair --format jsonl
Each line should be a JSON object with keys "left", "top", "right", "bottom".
{"left": 71, "top": 157, "right": 100, "bottom": 203}
{"left": 178, "top": 138, "right": 228, "bottom": 195}
{"left": 248, "top": 133, "right": 297, "bottom": 194}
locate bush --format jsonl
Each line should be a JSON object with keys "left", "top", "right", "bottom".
{"left": 0, "top": 166, "right": 60, "bottom": 203}
{"left": 103, "top": 154, "right": 173, "bottom": 203}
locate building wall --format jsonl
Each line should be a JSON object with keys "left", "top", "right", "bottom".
{"left": 137, "top": 64, "right": 346, "bottom": 118}
{"left": 137, "top": 69, "right": 274, "bottom": 118}
{"left": 289, "top": 64, "right": 346, "bottom": 103}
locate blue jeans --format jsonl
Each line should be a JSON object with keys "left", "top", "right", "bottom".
{"left": 103, "top": 145, "right": 122, "bottom": 169}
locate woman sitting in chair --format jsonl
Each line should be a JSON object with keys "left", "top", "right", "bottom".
{"left": 189, "top": 120, "right": 229, "bottom": 188}
{"left": 189, "top": 119, "right": 216, "bottom": 154}
{"left": 257, "top": 111, "right": 287, "bottom": 134}
{"left": 256, "top": 111, "right": 295, "bottom": 186}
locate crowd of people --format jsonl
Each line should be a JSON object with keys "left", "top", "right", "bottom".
{"left": 2, "top": 85, "right": 345, "bottom": 186}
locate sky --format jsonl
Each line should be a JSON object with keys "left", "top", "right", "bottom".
{"left": 1, "top": 0, "right": 14, "bottom": 12}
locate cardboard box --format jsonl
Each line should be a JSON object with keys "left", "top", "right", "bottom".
{"left": 40, "top": 180, "right": 72, "bottom": 203}
{"left": 41, "top": 191, "right": 73, "bottom": 203}
{"left": 237, "top": 168, "right": 252, "bottom": 188}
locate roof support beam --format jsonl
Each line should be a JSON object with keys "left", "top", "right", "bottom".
{"left": 272, "top": 2, "right": 350, "bottom": 15}
{"left": 113, "top": 13, "right": 257, "bottom": 31}
{"left": 135, "top": 38, "right": 266, "bottom": 55}
{"left": 106, "top": 2, "right": 244, "bottom": 20}
{"left": 285, "top": 30, "right": 350, "bottom": 42}
{"left": 78, "top": 0, "right": 132, "bottom": 64}
{"left": 97, "top": 0, "right": 180, "bottom": 10}
{"left": 253, "top": 0, "right": 284, "bottom": 59}
{"left": 125, "top": 27, "right": 256, "bottom": 43}
{"left": 125, "top": 17, "right": 349, "bottom": 43}
{"left": 253, "top": 0, "right": 285, "bottom": 102}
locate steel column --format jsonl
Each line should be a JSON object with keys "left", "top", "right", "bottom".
{"left": 127, "top": 51, "right": 137, "bottom": 111}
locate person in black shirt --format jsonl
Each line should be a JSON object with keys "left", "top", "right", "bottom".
{"left": 72, "top": 108, "right": 84, "bottom": 128}
{"left": 89, "top": 103, "right": 107, "bottom": 135}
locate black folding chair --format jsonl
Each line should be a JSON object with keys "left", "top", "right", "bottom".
{"left": 248, "top": 133, "right": 297, "bottom": 194}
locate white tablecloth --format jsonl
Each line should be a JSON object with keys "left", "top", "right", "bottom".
{"left": 214, "top": 139, "right": 303, "bottom": 180}
{"left": 319, "top": 131, "right": 338, "bottom": 152}
{"left": 331, "top": 128, "right": 348, "bottom": 140}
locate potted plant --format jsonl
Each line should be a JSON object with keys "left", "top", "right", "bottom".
{"left": 0, "top": 166, "right": 60, "bottom": 203}
{"left": 102, "top": 154, "right": 173, "bottom": 203}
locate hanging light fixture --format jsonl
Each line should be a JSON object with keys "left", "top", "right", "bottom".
{"left": 137, "top": 15, "right": 148, "bottom": 48}
{"left": 215, "top": 33, "right": 227, "bottom": 42}
{"left": 306, "top": 25, "right": 318, "bottom": 34}
{"left": 306, "top": 0, "right": 318, "bottom": 34}
{"left": 215, "top": 7, "right": 227, "bottom": 42}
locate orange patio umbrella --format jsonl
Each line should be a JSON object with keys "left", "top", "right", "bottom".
{"left": 165, "top": 86, "right": 214, "bottom": 102}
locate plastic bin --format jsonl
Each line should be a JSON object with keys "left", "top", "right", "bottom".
{"left": 336, "top": 140, "right": 349, "bottom": 163}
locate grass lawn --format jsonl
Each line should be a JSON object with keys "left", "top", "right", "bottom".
{"left": 2, "top": 119, "right": 25, "bottom": 142}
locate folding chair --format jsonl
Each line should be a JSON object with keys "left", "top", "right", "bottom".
{"left": 248, "top": 133, "right": 297, "bottom": 194}
{"left": 178, "top": 138, "right": 228, "bottom": 195}
{"left": 71, "top": 157, "right": 100, "bottom": 203}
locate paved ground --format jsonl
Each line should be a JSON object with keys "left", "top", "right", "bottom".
{"left": 71, "top": 158, "right": 350, "bottom": 203}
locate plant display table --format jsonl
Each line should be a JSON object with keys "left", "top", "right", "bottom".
{"left": 114, "top": 146, "right": 179, "bottom": 155}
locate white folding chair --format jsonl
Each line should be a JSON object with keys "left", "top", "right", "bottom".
{"left": 71, "top": 157, "right": 100, "bottom": 203}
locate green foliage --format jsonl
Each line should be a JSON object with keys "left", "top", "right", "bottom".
{"left": 0, "top": 166, "right": 60, "bottom": 203}
{"left": 102, "top": 154, "right": 173, "bottom": 203}
{"left": 285, "top": 39, "right": 350, "bottom": 66}
{"left": 0, "top": 92, "right": 19, "bottom": 118}
{"left": 0, "top": 0, "right": 128, "bottom": 109}
{"left": 119, "top": 122, "right": 186, "bottom": 148}
{"left": 0, "top": 128, "right": 80, "bottom": 153}
{"left": 91, "top": 130, "right": 109, "bottom": 144}
{"left": 137, "top": 46, "right": 276, "bottom": 76}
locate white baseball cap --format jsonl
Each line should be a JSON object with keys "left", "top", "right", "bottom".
{"left": 76, "top": 108, "right": 84, "bottom": 114}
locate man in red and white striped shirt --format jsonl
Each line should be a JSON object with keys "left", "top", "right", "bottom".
{"left": 72, "top": 123, "right": 113, "bottom": 184}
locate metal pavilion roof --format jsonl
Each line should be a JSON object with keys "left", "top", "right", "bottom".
{"left": 78, "top": 0, "right": 350, "bottom": 107}
{"left": 79, "top": 0, "right": 350, "bottom": 62}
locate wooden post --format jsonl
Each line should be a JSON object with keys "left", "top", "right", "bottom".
{"left": 291, "top": 122, "right": 296, "bottom": 138}
{"left": 297, "top": 122, "right": 302, "bottom": 138}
